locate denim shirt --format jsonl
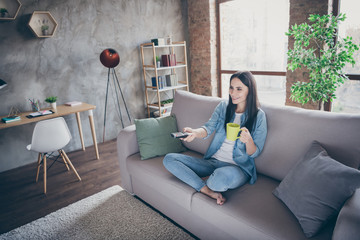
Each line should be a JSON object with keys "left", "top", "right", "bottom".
{"left": 202, "top": 101, "right": 267, "bottom": 184}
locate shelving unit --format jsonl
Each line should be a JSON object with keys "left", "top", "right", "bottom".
{"left": 0, "top": 0, "right": 21, "bottom": 21}
{"left": 140, "top": 41, "right": 189, "bottom": 117}
{"left": 28, "top": 11, "right": 58, "bottom": 38}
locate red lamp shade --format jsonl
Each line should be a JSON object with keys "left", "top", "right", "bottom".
{"left": 100, "top": 48, "right": 120, "bottom": 68}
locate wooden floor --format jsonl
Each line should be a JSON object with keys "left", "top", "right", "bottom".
{"left": 0, "top": 139, "right": 121, "bottom": 234}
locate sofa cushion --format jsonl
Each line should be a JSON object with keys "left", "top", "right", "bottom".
{"left": 134, "top": 116, "right": 186, "bottom": 160}
{"left": 273, "top": 141, "right": 360, "bottom": 238}
{"left": 126, "top": 151, "right": 203, "bottom": 211}
{"left": 256, "top": 104, "right": 360, "bottom": 181}
{"left": 171, "top": 90, "right": 222, "bottom": 155}
{"left": 191, "top": 175, "right": 333, "bottom": 240}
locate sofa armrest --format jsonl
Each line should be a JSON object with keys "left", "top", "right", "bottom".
{"left": 117, "top": 124, "right": 139, "bottom": 194}
{"left": 332, "top": 189, "right": 360, "bottom": 240}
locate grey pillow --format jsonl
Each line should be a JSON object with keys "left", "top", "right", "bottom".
{"left": 273, "top": 141, "right": 360, "bottom": 238}
{"left": 135, "top": 116, "right": 187, "bottom": 160}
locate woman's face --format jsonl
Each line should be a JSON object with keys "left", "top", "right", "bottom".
{"left": 229, "top": 77, "right": 249, "bottom": 105}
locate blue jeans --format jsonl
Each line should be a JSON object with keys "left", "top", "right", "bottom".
{"left": 163, "top": 153, "right": 249, "bottom": 192}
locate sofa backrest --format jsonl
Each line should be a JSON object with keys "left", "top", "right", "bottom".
{"left": 171, "top": 90, "right": 360, "bottom": 181}
{"left": 256, "top": 104, "right": 360, "bottom": 181}
{"left": 171, "top": 90, "right": 222, "bottom": 154}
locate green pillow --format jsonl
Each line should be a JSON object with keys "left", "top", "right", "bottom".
{"left": 135, "top": 116, "right": 187, "bottom": 160}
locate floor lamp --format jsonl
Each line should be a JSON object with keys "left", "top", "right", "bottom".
{"left": 100, "top": 48, "right": 131, "bottom": 142}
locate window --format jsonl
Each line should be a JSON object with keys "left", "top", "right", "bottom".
{"left": 218, "top": 0, "right": 289, "bottom": 106}
{"left": 332, "top": 0, "right": 360, "bottom": 113}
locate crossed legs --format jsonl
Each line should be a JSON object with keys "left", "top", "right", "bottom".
{"left": 163, "top": 153, "right": 249, "bottom": 205}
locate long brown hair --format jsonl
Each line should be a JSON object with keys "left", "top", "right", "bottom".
{"left": 224, "top": 71, "right": 260, "bottom": 133}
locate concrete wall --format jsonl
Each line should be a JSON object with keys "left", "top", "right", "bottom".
{"left": 0, "top": 0, "right": 188, "bottom": 172}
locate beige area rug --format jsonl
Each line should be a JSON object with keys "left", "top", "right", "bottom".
{"left": 0, "top": 185, "right": 195, "bottom": 240}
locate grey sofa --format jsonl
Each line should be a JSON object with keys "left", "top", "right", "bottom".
{"left": 117, "top": 90, "right": 360, "bottom": 240}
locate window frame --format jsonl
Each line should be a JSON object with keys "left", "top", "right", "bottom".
{"left": 216, "top": 0, "right": 287, "bottom": 98}
{"left": 216, "top": 0, "right": 360, "bottom": 100}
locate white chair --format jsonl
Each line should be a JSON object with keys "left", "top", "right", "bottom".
{"left": 27, "top": 117, "right": 81, "bottom": 194}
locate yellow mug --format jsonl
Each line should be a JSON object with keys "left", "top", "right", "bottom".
{"left": 226, "top": 123, "right": 242, "bottom": 141}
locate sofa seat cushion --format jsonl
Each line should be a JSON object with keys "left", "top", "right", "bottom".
{"left": 126, "top": 151, "right": 203, "bottom": 211}
{"left": 191, "top": 175, "right": 333, "bottom": 240}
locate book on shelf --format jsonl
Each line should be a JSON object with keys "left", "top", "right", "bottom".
{"left": 2, "top": 115, "right": 21, "bottom": 123}
{"left": 65, "top": 101, "right": 82, "bottom": 106}
{"left": 161, "top": 54, "right": 176, "bottom": 67}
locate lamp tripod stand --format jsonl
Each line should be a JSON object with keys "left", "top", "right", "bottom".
{"left": 100, "top": 48, "right": 131, "bottom": 142}
{"left": 103, "top": 67, "right": 131, "bottom": 142}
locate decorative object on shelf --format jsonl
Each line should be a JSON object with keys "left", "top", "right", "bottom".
{"left": 166, "top": 35, "right": 172, "bottom": 45}
{"left": 160, "top": 98, "right": 173, "bottom": 107}
{"left": 287, "top": 13, "right": 360, "bottom": 111}
{"left": 41, "top": 23, "right": 49, "bottom": 35}
{"left": 0, "top": 8, "right": 8, "bottom": 17}
{"left": 0, "top": 0, "right": 21, "bottom": 21}
{"left": 151, "top": 38, "right": 165, "bottom": 46}
{"left": 100, "top": 48, "right": 131, "bottom": 142}
{"left": 28, "top": 11, "right": 58, "bottom": 38}
{"left": 0, "top": 78, "right": 7, "bottom": 89}
{"left": 45, "top": 96, "right": 57, "bottom": 112}
{"left": 155, "top": 56, "right": 161, "bottom": 68}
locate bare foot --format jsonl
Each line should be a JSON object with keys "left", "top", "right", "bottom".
{"left": 201, "top": 176, "right": 209, "bottom": 181}
{"left": 200, "top": 185, "right": 226, "bottom": 205}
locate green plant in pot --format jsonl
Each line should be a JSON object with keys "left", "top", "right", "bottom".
{"left": 0, "top": 8, "right": 8, "bottom": 18}
{"left": 41, "top": 24, "right": 49, "bottom": 35}
{"left": 45, "top": 96, "right": 57, "bottom": 111}
{"left": 155, "top": 56, "right": 161, "bottom": 68}
{"left": 286, "top": 13, "right": 359, "bottom": 110}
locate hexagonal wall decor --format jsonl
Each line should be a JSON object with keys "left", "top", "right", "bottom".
{"left": 28, "top": 11, "right": 58, "bottom": 38}
{"left": 0, "top": 0, "right": 22, "bottom": 20}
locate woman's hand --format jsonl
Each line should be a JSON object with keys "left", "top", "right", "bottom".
{"left": 182, "top": 127, "right": 196, "bottom": 142}
{"left": 240, "top": 127, "right": 256, "bottom": 155}
{"left": 239, "top": 127, "right": 252, "bottom": 144}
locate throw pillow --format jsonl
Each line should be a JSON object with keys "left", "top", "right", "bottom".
{"left": 273, "top": 141, "right": 360, "bottom": 238}
{"left": 135, "top": 116, "right": 186, "bottom": 160}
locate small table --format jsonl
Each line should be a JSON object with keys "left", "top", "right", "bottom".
{"left": 0, "top": 103, "right": 100, "bottom": 159}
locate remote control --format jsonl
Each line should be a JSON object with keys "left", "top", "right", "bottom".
{"left": 171, "top": 132, "right": 189, "bottom": 138}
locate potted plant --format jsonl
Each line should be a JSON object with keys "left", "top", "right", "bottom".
{"left": 160, "top": 98, "right": 174, "bottom": 107}
{"left": 45, "top": 96, "right": 57, "bottom": 111}
{"left": 41, "top": 24, "right": 49, "bottom": 35}
{"left": 0, "top": 8, "right": 8, "bottom": 18}
{"left": 156, "top": 56, "right": 161, "bottom": 68}
{"left": 286, "top": 13, "right": 359, "bottom": 110}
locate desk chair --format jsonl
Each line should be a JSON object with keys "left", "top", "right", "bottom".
{"left": 27, "top": 117, "right": 81, "bottom": 194}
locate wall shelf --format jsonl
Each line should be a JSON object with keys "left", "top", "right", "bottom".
{"left": 0, "top": 0, "right": 21, "bottom": 20}
{"left": 28, "top": 11, "right": 58, "bottom": 38}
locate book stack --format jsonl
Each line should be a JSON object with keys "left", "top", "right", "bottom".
{"left": 165, "top": 74, "right": 178, "bottom": 86}
{"left": 2, "top": 115, "right": 21, "bottom": 123}
{"left": 151, "top": 76, "right": 166, "bottom": 89}
{"left": 161, "top": 54, "right": 176, "bottom": 67}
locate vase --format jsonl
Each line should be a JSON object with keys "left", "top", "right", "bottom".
{"left": 51, "top": 102, "right": 57, "bottom": 112}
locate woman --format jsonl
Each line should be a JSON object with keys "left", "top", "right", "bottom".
{"left": 163, "top": 71, "right": 267, "bottom": 205}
